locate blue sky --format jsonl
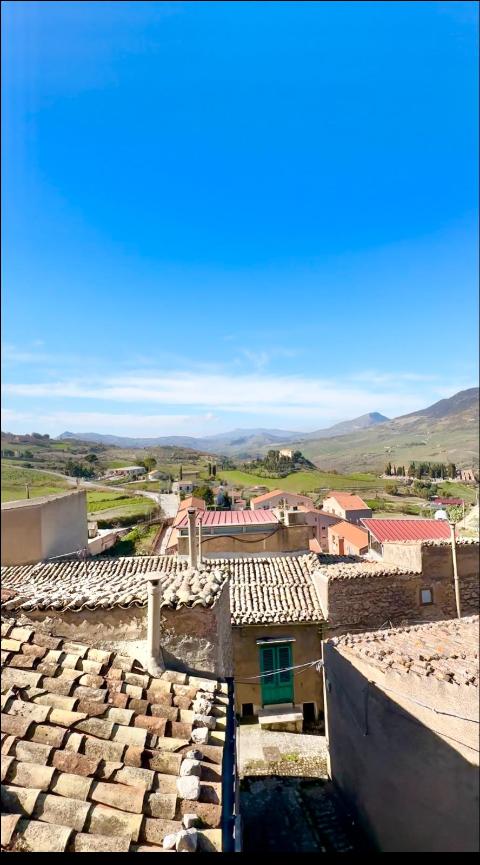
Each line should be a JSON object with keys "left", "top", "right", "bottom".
{"left": 2, "top": 0, "right": 478, "bottom": 437}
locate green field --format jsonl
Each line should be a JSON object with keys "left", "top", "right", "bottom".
{"left": 86, "top": 490, "right": 156, "bottom": 523}
{"left": 1, "top": 464, "right": 72, "bottom": 502}
{"left": 219, "top": 469, "right": 387, "bottom": 496}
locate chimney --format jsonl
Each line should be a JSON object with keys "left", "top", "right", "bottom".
{"left": 198, "top": 514, "right": 203, "bottom": 566}
{"left": 146, "top": 574, "right": 165, "bottom": 676}
{"left": 187, "top": 508, "right": 198, "bottom": 568}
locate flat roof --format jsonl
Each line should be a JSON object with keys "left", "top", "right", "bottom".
{"left": 1, "top": 490, "right": 83, "bottom": 510}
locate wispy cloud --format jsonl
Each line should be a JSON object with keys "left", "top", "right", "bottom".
{"left": 2, "top": 369, "right": 473, "bottom": 422}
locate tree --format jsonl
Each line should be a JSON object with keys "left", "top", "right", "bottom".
{"left": 207, "top": 462, "right": 212, "bottom": 477}
{"left": 85, "top": 454, "right": 98, "bottom": 463}
{"left": 212, "top": 464, "right": 217, "bottom": 477}
{"left": 192, "top": 485, "right": 214, "bottom": 507}
{"left": 385, "top": 462, "right": 392, "bottom": 476}
{"left": 141, "top": 456, "right": 156, "bottom": 473}
{"left": 179, "top": 465, "right": 183, "bottom": 480}
{"left": 447, "top": 463, "right": 456, "bottom": 479}
{"left": 407, "top": 462, "right": 416, "bottom": 477}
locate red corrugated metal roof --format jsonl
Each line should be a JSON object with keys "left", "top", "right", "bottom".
{"left": 432, "top": 497, "right": 464, "bottom": 505}
{"left": 361, "top": 518, "right": 452, "bottom": 543}
{"left": 176, "top": 508, "right": 279, "bottom": 528}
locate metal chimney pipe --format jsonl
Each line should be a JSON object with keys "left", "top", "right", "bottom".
{"left": 146, "top": 575, "right": 165, "bottom": 676}
{"left": 449, "top": 521, "right": 461, "bottom": 618}
{"left": 187, "top": 508, "right": 197, "bottom": 568}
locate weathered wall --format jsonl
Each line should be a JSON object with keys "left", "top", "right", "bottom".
{"left": 1, "top": 491, "right": 88, "bottom": 566}
{"left": 314, "top": 568, "right": 479, "bottom": 638}
{"left": 7, "top": 582, "right": 233, "bottom": 679}
{"left": 233, "top": 622, "right": 324, "bottom": 716}
{"left": 322, "top": 499, "right": 372, "bottom": 524}
{"left": 179, "top": 524, "right": 315, "bottom": 556}
{"left": 323, "top": 643, "right": 479, "bottom": 852}
{"left": 380, "top": 542, "right": 423, "bottom": 571}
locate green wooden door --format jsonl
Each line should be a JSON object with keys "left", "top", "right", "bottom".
{"left": 259, "top": 643, "right": 294, "bottom": 706}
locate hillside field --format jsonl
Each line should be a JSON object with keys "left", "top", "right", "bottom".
{"left": 1, "top": 464, "right": 72, "bottom": 502}
{"left": 219, "top": 469, "right": 387, "bottom": 496}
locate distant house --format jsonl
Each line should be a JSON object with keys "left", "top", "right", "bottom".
{"left": 250, "top": 489, "right": 315, "bottom": 511}
{"left": 328, "top": 520, "right": 369, "bottom": 556}
{"left": 432, "top": 496, "right": 464, "bottom": 506}
{"left": 361, "top": 518, "right": 453, "bottom": 558}
{"left": 322, "top": 492, "right": 372, "bottom": 524}
{"left": 165, "top": 496, "right": 206, "bottom": 554}
{"left": 106, "top": 465, "right": 146, "bottom": 480}
{"left": 278, "top": 448, "right": 294, "bottom": 459}
{"left": 457, "top": 468, "right": 477, "bottom": 483}
{"left": 172, "top": 480, "right": 194, "bottom": 494}
{"left": 292, "top": 508, "right": 340, "bottom": 551}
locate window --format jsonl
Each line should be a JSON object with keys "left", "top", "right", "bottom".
{"left": 421, "top": 588, "right": 433, "bottom": 605}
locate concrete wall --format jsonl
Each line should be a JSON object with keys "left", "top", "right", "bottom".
{"left": 178, "top": 524, "right": 315, "bottom": 556}
{"left": 233, "top": 622, "right": 324, "bottom": 717}
{"left": 323, "top": 643, "right": 479, "bottom": 852}
{"left": 8, "top": 581, "right": 233, "bottom": 679}
{"left": 313, "top": 546, "right": 479, "bottom": 636}
{"left": 1, "top": 491, "right": 88, "bottom": 566}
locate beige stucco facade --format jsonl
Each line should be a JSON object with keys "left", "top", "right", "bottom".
{"left": 1, "top": 491, "right": 88, "bottom": 566}
{"left": 251, "top": 491, "right": 315, "bottom": 510}
{"left": 233, "top": 622, "right": 325, "bottom": 718}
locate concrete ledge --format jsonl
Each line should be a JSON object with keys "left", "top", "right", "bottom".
{"left": 258, "top": 704, "right": 303, "bottom": 733}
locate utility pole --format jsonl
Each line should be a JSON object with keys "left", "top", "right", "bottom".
{"left": 25, "top": 484, "right": 30, "bottom": 499}
{"left": 449, "top": 521, "right": 461, "bottom": 619}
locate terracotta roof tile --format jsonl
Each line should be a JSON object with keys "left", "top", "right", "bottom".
{"left": 229, "top": 555, "right": 324, "bottom": 625}
{"left": 1, "top": 616, "right": 231, "bottom": 853}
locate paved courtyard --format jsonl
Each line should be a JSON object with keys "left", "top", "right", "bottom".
{"left": 237, "top": 721, "right": 328, "bottom": 777}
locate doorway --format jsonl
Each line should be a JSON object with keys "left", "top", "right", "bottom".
{"left": 259, "top": 642, "right": 294, "bottom": 705}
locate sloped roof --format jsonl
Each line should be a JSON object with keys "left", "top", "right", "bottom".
{"left": 0, "top": 617, "right": 229, "bottom": 853}
{"left": 229, "top": 555, "right": 324, "bottom": 625}
{"left": 330, "top": 615, "right": 479, "bottom": 686}
{"left": 328, "top": 520, "right": 369, "bottom": 549}
{"left": 361, "top": 518, "right": 452, "bottom": 543}
{"left": 323, "top": 492, "right": 370, "bottom": 511}
{"left": 1, "top": 557, "right": 228, "bottom": 613}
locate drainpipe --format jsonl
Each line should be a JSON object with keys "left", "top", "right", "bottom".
{"left": 449, "top": 521, "right": 461, "bottom": 618}
{"left": 187, "top": 508, "right": 197, "bottom": 568}
{"left": 146, "top": 575, "right": 165, "bottom": 676}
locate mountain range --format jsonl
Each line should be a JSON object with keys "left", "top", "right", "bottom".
{"left": 58, "top": 388, "right": 479, "bottom": 470}
{"left": 58, "top": 412, "right": 388, "bottom": 455}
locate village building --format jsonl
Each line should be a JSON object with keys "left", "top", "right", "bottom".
{"left": 361, "top": 517, "right": 453, "bottom": 558}
{"left": 175, "top": 509, "right": 315, "bottom": 556}
{"left": 327, "top": 521, "right": 369, "bottom": 556}
{"left": 172, "top": 481, "right": 195, "bottom": 495}
{"left": 105, "top": 466, "right": 147, "bottom": 480}
{"left": 0, "top": 615, "right": 236, "bottom": 853}
{"left": 250, "top": 489, "right": 315, "bottom": 511}
{"left": 165, "top": 497, "right": 207, "bottom": 556}
{"left": 272, "top": 506, "right": 340, "bottom": 552}
{"left": 322, "top": 616, "right": 479, "bottom": 852}
{"left": 1, "top": 491, "right": 88, "bottom": 567}
{"left": 229, "top": 555, "right": 325, "bottom": 728}
{"left": 312, "top": 540, "right": 479, "bottom": 637}
{"left": 457, "top": 468, "right": 477, "bottom": 483}
{"left": 321, "top": 492, "right": 372, "bottom": 525}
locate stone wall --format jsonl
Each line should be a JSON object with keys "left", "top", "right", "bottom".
{"left": 323, "top": 642, "right": 479, "bottom": 851}
{"left": 313, "top": 556, "right": 479, "bottom": 638}
{"left": 5, "top": 582, "right": 233, "bottom": 679}
{"left": 233, "top": 622, "right": 324, "bottom": 717}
